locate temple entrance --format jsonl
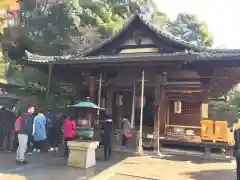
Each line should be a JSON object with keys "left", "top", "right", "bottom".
{"left": 134, "top": 93, "right": 155, "bottom": 134}
{"left": 134, "top": 95, "right": 154, "bottom": 127}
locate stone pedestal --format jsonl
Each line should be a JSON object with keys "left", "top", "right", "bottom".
{"left": 67, "top": 141, "right": 99, "bottom": 168}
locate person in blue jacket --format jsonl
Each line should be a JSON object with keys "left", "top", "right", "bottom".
{"left": 32, "top": 109, "right": 47, "bottom": 152}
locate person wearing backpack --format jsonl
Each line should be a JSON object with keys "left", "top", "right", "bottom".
{"left": 63, "top": 116, "right": 76, "bottom": 157}
{"left": 15, "top": 106, "right": 35, "bottom": 165}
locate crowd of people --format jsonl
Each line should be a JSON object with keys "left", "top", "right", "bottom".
{"left": 0, "top": 105, "right": 133, "bottom": 165}
{"left": 0, "top": 105, "right": 77, "bottom": 165}
{"left": 16, "top": 106, "right": 79, "bottom": 165}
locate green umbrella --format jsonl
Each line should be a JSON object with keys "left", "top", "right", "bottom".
{"left": 69, "top": 99, "right": 103, "bottom": 109}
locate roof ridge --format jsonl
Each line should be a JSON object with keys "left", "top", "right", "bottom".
{"left": 82, "top": 14, "right": 138, "bottom": 56}
{"left": 82, "top": 13, "right": 207, "bottom": 56}
{"left": 135, "top": 13, "right": 205, "bottom": 52}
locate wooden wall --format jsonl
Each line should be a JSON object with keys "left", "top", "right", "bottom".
{"left": 169, "top": 101, "right": 201, "bottom": 126}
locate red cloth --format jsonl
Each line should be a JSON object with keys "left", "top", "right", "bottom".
{"left": 14, "top": 116, "right": 22, "bottom": 132}
{"left": 124, "top": 131, "right": 132, "bottom": 138}
{"left": 63, "top": 117, "right": 76, "bottom": 138}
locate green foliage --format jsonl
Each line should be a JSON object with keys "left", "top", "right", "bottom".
{"left": 0, "top": 20, "right": 7, "bottom": 81}
{"left": 20, "top": 0, "right": 82, "bottom": 55}
{"left": 167, "top": 13, "right": 213, "bottom": 47}
{"left": 209, "top": 101, "right": 238, "bottom": 122}
{"left": 208, "top": 89, "right": 240, "bottom": 123}
{"left": 9, "top": 64, "right": 76, "bottom": 108}
{"left": 78, "top": 0, "right": 156, "bottom": 38}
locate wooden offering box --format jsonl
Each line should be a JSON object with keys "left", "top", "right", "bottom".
{"left": 214, "top": 121, "right": 228, "bottom": 142}
{"left": 201, "top": 120, "right": 214, "bottom": 141}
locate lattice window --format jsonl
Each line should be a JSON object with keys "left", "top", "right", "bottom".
{"left": 181, "top": 102, "right": 199, "bottom": 115}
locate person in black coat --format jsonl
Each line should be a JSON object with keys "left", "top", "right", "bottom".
{"left": 48, "top": 112, "right": 63, "bottom": 152}
{"left": 102, "top": 115, "right": 113, "bottom": 161}
{"left": 234, "top": 128, "right": 240, "bottom": 180}
{"left": 0, "top": 107, "right": 16, "bottom": 152}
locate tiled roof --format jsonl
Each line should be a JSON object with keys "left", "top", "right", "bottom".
{"left": 26, "top": 50, "right": 197, "bottom": 63}
{"left": 24, "top": 13, "right": 240, "bottom": 64}
{"left": 25, "top": 50, "right": 240, "bottom": 64}
{"left": 199, "top": 51, "right": 240, "bottom": 60}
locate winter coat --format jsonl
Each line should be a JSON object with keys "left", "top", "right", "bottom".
{"left": 63, "top": 117, "right": 76, "bottom": 138}
{"left": 0, "top": 108, "right": 15, "bottom": 134}
{"left": 17, "top": 113, "right": 33, "bottom": 135}
{"left": 102, "top": 119, "right": 113, "bottom": 148}
{"left": 33, "top": 113, "right": 47, "bottom": 141}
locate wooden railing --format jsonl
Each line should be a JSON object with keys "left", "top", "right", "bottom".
{"left": 165, "top": 124, "right": 201, "bottom": 142}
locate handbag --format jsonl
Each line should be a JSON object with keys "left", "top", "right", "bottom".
{"left": 124, "top": 131, "right": 132, "bottom": 138}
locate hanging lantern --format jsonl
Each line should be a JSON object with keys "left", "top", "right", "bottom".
{"left": 174, "top": 101, "right": 182, "bottom": 114}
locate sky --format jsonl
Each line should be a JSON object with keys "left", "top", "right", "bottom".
{"left": 154, "top": 0, "right": 240, "bottom": 49}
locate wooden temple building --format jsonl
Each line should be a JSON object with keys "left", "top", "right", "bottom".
{"left": 25, "top": 13, "right": 240, "bottom": 151}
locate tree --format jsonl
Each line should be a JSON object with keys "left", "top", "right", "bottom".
{"left": 208, "top": 88, "right": 240, "bottom": 124}
{"left": 151, "top": 12, "right": 170, "bottom": 28}
{"left": 79, "top": 0, "right": 159, "bottom": 38}
{"left": 19, "top": 0, "right": 84, "bottom": 55}
{"left": 208, "top": 101, "right": 238, "bottom": 122}
{"left": 167, "top": 13, "right": 213, "bottom": 47}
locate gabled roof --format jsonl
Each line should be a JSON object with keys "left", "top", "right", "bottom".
{"left": 83, "top": 13, "right": 204, "bottom": 56}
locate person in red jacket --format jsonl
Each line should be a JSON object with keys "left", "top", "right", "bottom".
{"left": 63, "top": 116, "right": 76, "bottom": 157}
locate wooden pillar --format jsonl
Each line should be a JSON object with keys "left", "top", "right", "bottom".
{"left": 153, "top": 73, "right": 166, "bottom": 151}
{"left": 153, "top": 74, "right": 161, "bottom": 151}
{"left": 46, "top": 64, "right": 53, "bottom": 100}
{"left": 75, "top": 81, "right": 83, "bottom": 100}
{"left": 106, "top": 87, "right": 114, "bottom": 115}
{"left": 130, "top": 83, "right": 136, "bottom": 128}
{"left": 166, "top": 100, "right": 170, "bottom": 125}
{"left": 97, "top": 73, "right": 102, "bottom": 117}
{"left": 116, "top": 93, "right": 124, "bottom": 129}
{"left": 160, "top": 87, "right": 166, "bottom": 134}
{"left": 89, "top": 77, "right": 95, "bottom": 100}
{"left": 137, "top": 70, "right": 145, "bottom": 155}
